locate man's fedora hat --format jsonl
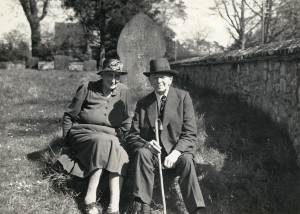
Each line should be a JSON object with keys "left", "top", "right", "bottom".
{"left": 97, "top": 58, "right": 127, "bottom": 75}
{"left": 143, "top": 58, "right": 178, "bottom": 77}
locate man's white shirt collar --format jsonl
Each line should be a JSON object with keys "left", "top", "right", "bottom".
{"left": 154, "top": 88, "right": 169, "bottom": 110}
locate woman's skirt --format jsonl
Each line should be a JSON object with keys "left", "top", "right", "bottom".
{"left": 58, "top": 124, "right": 129, "bottom": 178}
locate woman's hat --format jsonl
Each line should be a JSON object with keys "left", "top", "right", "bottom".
{"left": 143, "top": 58, "right": 178, "bottom": 77}
{"left": 97, "top": 59, "right": 127, "bottom": 75}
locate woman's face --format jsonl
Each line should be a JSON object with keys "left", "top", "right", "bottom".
{"left": 102, "top": 71, "right": 121, "bottom": 90}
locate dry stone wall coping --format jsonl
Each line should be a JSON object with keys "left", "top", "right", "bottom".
{"left": 172, "top": 39, "right": 300, "bottom": 66}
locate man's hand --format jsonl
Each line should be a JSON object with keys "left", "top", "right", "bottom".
{"left": 164, "top": 150, "right": 181, "bottom": 168}
{"left": 145, "top": 140, "right": 161, "bottom": 154}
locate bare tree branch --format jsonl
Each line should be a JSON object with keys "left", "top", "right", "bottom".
{"left": 39, "top": 0, "right": 49, "bottom": 21}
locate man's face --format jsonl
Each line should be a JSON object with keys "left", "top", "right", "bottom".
{"left": 149, "top": 73, "right": 173, "bottom": 95}
{"left": 102, "top": 71, "right": 121, "bottom": 90}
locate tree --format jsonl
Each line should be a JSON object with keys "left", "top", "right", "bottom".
{"left": 174, "top": 29, "right": 224, "bottom": 58}
{"left": 276, "top": 0, "right": 300, "bottom": 40}
{"left": 63, "top": 0, "right": 186, "bottom": 60}
{"left": 151, "top": 0, "right": 186, "bottom": 26}
{"left": 0, "top": 29, "right": 30, "bottom": 62}
{"left": 150, "top": 0, "right": 187, "bottom": 60}
{"left": 211, "top": 0, "right": 260, "bottom": 50}
{"left": 246, "top": 0, "right": 300, "bottom": 47}
{"left": 213, "top": 0, "right": 300, "bottom": 49}
{"left": 19, "top": 0, "right": 49, "bottom": 57}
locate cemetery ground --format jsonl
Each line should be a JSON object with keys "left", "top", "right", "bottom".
{"left": 1, "top": 68, "right": 300, "bottom": 214}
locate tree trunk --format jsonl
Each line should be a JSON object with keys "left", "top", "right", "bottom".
{"left": 31, "top": 21, "right": 41, "bottom": 57}
{"left": 240, "top": 0, "right": 246, "bottom": 50}
{"left": 19, "top": 0, "right": 48, "bottom": 59}
{"left": 240, "top": 34, "right": 246, "bottom": 50}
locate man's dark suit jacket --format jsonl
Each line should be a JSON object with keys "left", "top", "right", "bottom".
{"left": 126, "top": 86, "right": 198, "bottom": 155}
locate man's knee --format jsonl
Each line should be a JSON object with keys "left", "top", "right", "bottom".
{"left": 176, "top": 153, "right": 194, "bottom": 169}
{"left": 135, "top": 148, "right": 153, "bottom": 164}
{"left": 136, "top": 147, "right": 152, "bottom": 157}
{"left": 134, "top": 147, "right": 155, "bottom": 174}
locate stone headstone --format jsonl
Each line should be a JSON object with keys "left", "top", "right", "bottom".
{"left": 0, "top": 62, "right": 7, "bottom": 69}
{"left": 117, "top": 13, "right": 166, "bottom": 91}
{"left": 69, "top": 62, "right": 83, "bottom": 71}
{"left": 26, "top": 57, "right": 39, "bottom": 69}
{"left": 83, "top": 60, "right": 97, "bottom": 71}
{"left": 13, "top": 61, "right": 26, "bottom": 70}
{"left": 5, "top": 61, "right": 26, "bottom": 70}
{"left": 54, "top": 55, "right": 69, "bottom": 70}
{"left": 38, "top": 61, "right": 54, "bottom": 70}
{"left": 6, "top": 62, "right": 14, "bottom": 70}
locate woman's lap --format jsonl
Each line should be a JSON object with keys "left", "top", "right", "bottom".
{"left": 59, "top": 126, "right": 129, "bottom": 178}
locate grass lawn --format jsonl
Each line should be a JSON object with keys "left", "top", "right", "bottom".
{"left": 0, "top": 69, "right": 95, "bottom": 214}
{"left": 1, "top": 68, "right": 300, "bottom": 214}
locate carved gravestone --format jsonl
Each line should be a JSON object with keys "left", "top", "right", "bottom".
{"left": 83, "top": 60, "right": 97, "bottom": 71}
{"left": 38, "top": 61, "right": 54, "bottom": 70}
{"left": 117, "top": 12, "right": 166, "bottom": 91}
{"left": 54, "top": 55, "right": 69, "bottom": 70}
{"left": 26, "top": 57, "right": 39, "bottom": 69}
{"left": 69, "top": 62, "right": 83, "bottom": 71}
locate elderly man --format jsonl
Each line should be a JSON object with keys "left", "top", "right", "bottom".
{"left": 126, "top": 58, "right": 205, "bottom": 214}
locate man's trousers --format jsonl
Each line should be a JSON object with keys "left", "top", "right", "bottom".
{"left": 132, "top": 148, "right": 205, "bottom": 213}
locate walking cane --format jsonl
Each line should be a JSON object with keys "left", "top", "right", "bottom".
{"left": 155, "top": 118, "right": 167, "bottom": 214}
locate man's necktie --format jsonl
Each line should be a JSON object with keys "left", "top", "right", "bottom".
{"left": 159, "top": 95, "right": 167, "bottom": 120}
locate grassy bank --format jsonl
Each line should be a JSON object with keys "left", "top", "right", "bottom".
{"left": 0, "top": 68, "right": 299, "bottom": 213}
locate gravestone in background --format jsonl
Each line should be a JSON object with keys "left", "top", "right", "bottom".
{"left": 69, "top": 62, "right": 83, "bottom": 71}
{"left": 54, "top": 55, "right": 69, "bottom": 70}
{"left": 117, "top": 13, "right": 166, "bottom": 91}
{"left": 83, "top": 60, "right": 97, "bottom": 71}
{"left": 38, "top": 61, "right": 54, "bottom": 70}
{"left": 8, "top": 61, "right": 26, "bottom": 70}
{"left": 26, "top": 57, "right": 39, "bottom": 69}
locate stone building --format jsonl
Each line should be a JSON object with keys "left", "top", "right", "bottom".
{"left": 55, "top": 22, "right": 87, "bottom": 49}
{"left": 54, "top": 22, "right": 100, "bottom": 63}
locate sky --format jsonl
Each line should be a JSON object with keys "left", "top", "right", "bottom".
{"left": 0, "top": 0, "right": 232, "bottom": 47}
{"left": 170, "top": 0, "right": 232, "bottom": 46}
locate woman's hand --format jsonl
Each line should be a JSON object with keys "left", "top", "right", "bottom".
{"left": 116, "top": 128, "right": 123, "bottom": 139}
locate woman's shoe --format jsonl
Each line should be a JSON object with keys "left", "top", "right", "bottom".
{"left": 105, "top": 204, "right": 120, "bottom": 214}
{"left": 84, "top": 202, "right": 99, "bottom": 214}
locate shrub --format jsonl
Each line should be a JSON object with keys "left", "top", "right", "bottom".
{"left": 0, "top": 41, "right": 30, "bottom": 62}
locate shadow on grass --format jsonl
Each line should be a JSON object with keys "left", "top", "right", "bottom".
{"left": 26, "top": 137, "right": 140, "bottom": 213}
{"left": 26, "top": 135, "right": 198, "bottom": 214}
{"left": 27, "top": 137, "right": 106, "bottom": 213}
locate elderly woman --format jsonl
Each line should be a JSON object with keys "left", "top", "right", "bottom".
{"left": 58, "top": 59, "right": 130, "bottom": 214}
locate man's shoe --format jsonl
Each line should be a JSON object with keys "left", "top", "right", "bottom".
{"left": 140, "top": 203, "right": 150, "bottom": 214}
{"left": 125, "top": 201, "right": 141, "bottom": 214}
{"left": 83, "top": 202, "right": 101, "bottom": 214}
{"left": 125, "top": 201, "right": 150, "bottom": 214}
{"left": 191, "top": 207, "right": 205, "bottom": 214}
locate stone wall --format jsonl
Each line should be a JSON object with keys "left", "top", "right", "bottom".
{"left": 171, "top": 39, "right": 300, "bottom": 165}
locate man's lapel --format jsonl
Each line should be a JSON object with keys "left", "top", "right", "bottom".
{"left": 146, "top": 92, "right": 158, "bottom": 131}
{"left": 163, "top": 87, "right": 179, "bottom": 127}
